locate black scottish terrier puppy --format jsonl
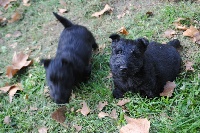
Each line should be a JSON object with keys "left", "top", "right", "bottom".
{"left": 109, "top": 34, "right": 181, "bottom": 98}
{"left": 41, "top": 12, "right": 98, "bottom": 104}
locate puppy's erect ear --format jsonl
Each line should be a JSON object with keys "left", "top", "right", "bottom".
{"left": 40, "top": 59, "right": 51, "bottom": 69}
{"left": 136, "top": 38, "right": 149, "bottom": 54}
{"left": 109, "top": 34, "right": 120, "bottom": 42}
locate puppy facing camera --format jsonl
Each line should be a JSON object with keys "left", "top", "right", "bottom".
{"left": 109, "top": 34, "right": 181, "bottom": 98}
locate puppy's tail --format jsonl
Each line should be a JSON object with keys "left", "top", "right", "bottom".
{"left": 167, "top": 39, "right": 182, "bottom": 49}
{"left": 53, "top": 12, "right": 73, "bottom": 28}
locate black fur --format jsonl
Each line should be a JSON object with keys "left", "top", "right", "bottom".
{"left": 109, "top": 34, "right": 181, "bottom": 98}
{"left": 41, "top": 12, "right": 98, "bottom": 104}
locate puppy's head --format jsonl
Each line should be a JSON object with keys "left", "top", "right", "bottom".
{"left": 109, "top": 34, "right": 149, "bottom": 76}
{"left": 41, "top": 58, "right": 74, "bottom": 104}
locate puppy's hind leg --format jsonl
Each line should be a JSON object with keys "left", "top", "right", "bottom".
{"left": 113, "top": 88, "right": 125, "bottom": 99}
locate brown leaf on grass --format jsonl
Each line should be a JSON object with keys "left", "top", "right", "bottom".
{"left": 38, "top": 127, "right": 48, "bottom": 133}
{"left": 183, "top": 25, "right": 199, "bottom": 37}
{"left": 80, "top": 101, "right": 90, "bottom": 116}
{"left": 98, "top": 112, "right": 109, "bottom": 119}
{"left": 59, "top": 0, "right": 67, "bottom": 6}
{"left": 118, "top": 27, "right": 128, "bottom": 35}
{"left": 0, "top": 0, "right": 10, "bottom": 8}
{"left": 92, "top": 4, "right": 113, "bottom": 18}
{"left": 160, "top": 81, "right": 176, "bottom": 97}
{"left": 110, "top": 109, "right": 118, "bottom": 119}
{"left": 58, "top": 8, "right": 68, "bottom": 14}
{"left": 0, "top": 83, "right": 23, "bottom": 103}
{"left": 174, "top": 18, "right": 188, "bottom": 30}
{"left": 0, "top": 85, "right": 11, "bottom": 93}
{"left": 5, "top": 33, "right": 12, "bottom": 38}
{"left": 120, "top": 115, "right": 150, "bottom": 133}
{"left": 4, "top": 116, "right": 11, "bottom": 124}
{"left": 146, "top": 11, "right": 153, "bottom": 17}
{"left": 8, "top": 83, "right": 23, "bottom": 103}
{"left": 163, "top": 29, "right": 176, "bottom": 38}
{"left": 6, "top": 52, "right": 32, "bottom": 78}
{"left": 8, "top": 11, "right": 22, "bottom": 23}
{"left": 117, "top": 99, "right": 130, "bottom": 106}
{"left": 97, "top": 101, "right": 108, "bottom": 111}
{"left": 23, "top": 0, "right": 31, "bottom": 7}
{"left": 51, "top": 106, "right": 66, "bottom": 123}
{"left": 185, "top": 61, "right": 194, "bottom": 71}
{"left": 74, "top": 125, "right": 82, "bottom": 132}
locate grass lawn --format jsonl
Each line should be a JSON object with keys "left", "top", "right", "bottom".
{"left": 0, "top": 0, "right": 200, "bottom": 132}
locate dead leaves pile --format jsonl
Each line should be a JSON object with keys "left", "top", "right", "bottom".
{"left": 51, "top": 99, "right": 150, "bottom": 132}
{"left": 163, "top": 18, "right": 200, "bottom": 45}
{"left": 0, "top": 52, "right": 32, "bottom": 103}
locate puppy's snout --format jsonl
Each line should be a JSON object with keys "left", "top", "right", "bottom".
{"left": 120, "top": 66, "right": 127, "bottom": 72}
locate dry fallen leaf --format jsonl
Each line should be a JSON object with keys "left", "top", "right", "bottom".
{"left": 146, "top": 11, "right": 153, "bottom": 17}
{"left": 160, "top": 81, "right": 176, "bottom": 97}
{"left": 110, "top": 109, "right": 118, "bottom": 119}
{"left": 8, "top": 11, "right": 22, "bottom": 23}
{"left": 185, "top": 61, "right": 194, "bottom": 71}
{"left": 163, "top": 29, "right": 176, "bottom": 38}
{"left": 80, "top": 101, "right": 90, "bottom": 116}
{"left": 8, "top": 83, "right": 23, "bottom": 103}
{"left": 6, "top": 52, "right": 32, "bottom": 78}
{"left": 117, "top": 99, "right": 130, "bottom": 106}
{"left": 51, "top": 106, "right": 66, "bottom": 123}
{"left": 4, "top": 116, "right": 11, "bottom": 124}
{"left": 97, "top": 101, "right": 108, "bottom": 111}
{"left": 0, "top": 83, "right": 23, "bottom": 103}
{"left": 0, "top": 0, "right": 11, "bottom": 8}
{"left": 92, "top": 4, "right": 113, "bottom": 18}
{"left": 58, "top": 8, "right": 68, "bottom": 14}
{"left": 38, "top": 127, "right": 48, "bottom": 133}
{"left": 23, "top": 0, "right": 31, "bottom": 6}
{"left": 74, "top": 125, "right": 82, "bottom": 132}
{"left": 174, "top": 18, "right": 188, "bottom": 30}
{"left": 118, "top": 27, "right": 129, "bottom": 35}
{"left": 183, "top": 25, "right": 199, "bottom": 38}
{"left": 120, "top": 115, "right": 150, "bottom": 133}
{"left": 98, "top": 112, "right": 109, "bottom": 119}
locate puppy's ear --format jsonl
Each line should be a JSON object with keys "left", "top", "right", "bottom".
{"left": 40, "top": 59, "right": 51, "bottom": 69}
{"left": 136, "top": 38, "right": 149, "bottom": 53}
{"left": 109, "top": 34, "right": 120, "bottom": 42}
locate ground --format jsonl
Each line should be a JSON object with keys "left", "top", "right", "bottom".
{"left": 0, "top": 0, "right": 200, "bottom": 132}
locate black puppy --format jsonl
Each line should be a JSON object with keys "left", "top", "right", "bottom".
{"left": 109, "top": 34, "right": 181, "bottom": 98}
{"left": 41, "top": 12, "right": 98, "bottom": 104}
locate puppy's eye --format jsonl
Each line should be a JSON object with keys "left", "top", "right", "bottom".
{"left": 116, "top": 50, "right": 122, "bottom": 54}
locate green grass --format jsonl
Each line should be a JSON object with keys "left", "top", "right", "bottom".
{"left": 0, "top": 0, "right": 200, "bottom": 132}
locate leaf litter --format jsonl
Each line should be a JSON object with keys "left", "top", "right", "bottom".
{"left": 38, "top": 127, "right": 48, "bottom": 133}
{"left": 97, "top": 101, "right": 108, "bottom": 111}
{"left": 160, "top": 81, "right": 176, "bottom": 97}
{"left": 117, "top": 99, "right": 130, "bottom": 106}
{"left": 6, "top": 52, "right": 32, "bottom": 78}
{"left": 120, "top": 115, "right": 150, "bottom": 133}
{"left": 92, "top": 4, "right": 113, "bottom": 18}
{"left": 0, "top": 83, "right": 23, "bottom": 103}
{"left": 4, "top": 116, "right": 11, "bottom": 124}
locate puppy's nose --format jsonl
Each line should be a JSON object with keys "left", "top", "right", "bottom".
{"left": 120, "top": 66, "right": 127, "bottom": 72}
